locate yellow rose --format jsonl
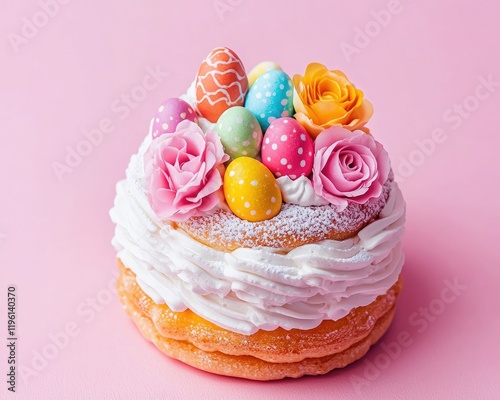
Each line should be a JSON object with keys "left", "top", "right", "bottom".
{"left": 293, "top": 63, "right": 373, "bottom": 138}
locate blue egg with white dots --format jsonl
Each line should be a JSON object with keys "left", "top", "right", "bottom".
{"left": 244, "top": 69, "right": 295, "bottom": 131}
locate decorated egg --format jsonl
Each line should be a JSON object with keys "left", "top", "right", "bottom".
{"left": 195, "top": 47, "right": 248, "bottom": 123}
{"left": 214, "top": 106, "right": 262, "bottom": 159}
{"left": 152, "top": 98, "right": 197, "bottom": 139}
{"left": 247, "top": 61, "right": 281, "bottom": 88}
{"left": 224, "top": 157, "right": 282, "bottom": 222}
{"left": 244, "top": 69, "right": 294, "bottom": 131}
{"left": 261, "top": 118, "right": 314, "bottom": 179}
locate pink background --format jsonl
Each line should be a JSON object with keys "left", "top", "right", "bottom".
{"left": 2, "top": 0, "right": 500, "bottom": 399}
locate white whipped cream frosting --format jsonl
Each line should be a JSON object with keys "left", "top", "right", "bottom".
{"left": 276, "top": 176, "right": 330, "bottom": 206}
{"left": 110, "top": 129, "right": 406, "bottom": 335}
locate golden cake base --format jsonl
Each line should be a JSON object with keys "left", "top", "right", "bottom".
{"left": 117, "top": 260, "right": 401, "bottom": 380}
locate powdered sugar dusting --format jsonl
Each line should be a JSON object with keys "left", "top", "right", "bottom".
{"left": 180, "top": 181, "right": 391, "bottom": 250}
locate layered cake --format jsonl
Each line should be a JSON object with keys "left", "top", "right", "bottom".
{"left": 110, "top": 47, "right": 405, "bottom": 380}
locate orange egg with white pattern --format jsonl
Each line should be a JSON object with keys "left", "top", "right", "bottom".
{"left": 195, "top": 47, "right": 248, "bottom": 123}
{"left": 223, "top": 157, "right": 282, "bottom": 222}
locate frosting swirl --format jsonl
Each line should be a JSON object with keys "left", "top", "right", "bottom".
{"left": 276, "top": 175, "right": 329, "bottom": 206}
{"left": 110, "top": 132, "right": 405, "bottom": 335}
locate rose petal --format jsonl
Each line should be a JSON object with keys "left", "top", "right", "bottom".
{"left": 156, "top": 187, "right": 176, "bottom": 204}
{"left": 165, "top": 163, "right": 192, "bottom": 189}
{"left": 195, "top": 170, "right": 222, "bottom": 201}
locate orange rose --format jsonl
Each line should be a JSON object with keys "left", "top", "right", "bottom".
{"left": 293, "top": 63, "right": 373, "bottom": 138}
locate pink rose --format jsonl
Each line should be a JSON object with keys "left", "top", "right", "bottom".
{"left": 144, "top": 120, "right": 229, "bottom": 221}
{"left": 312, "top": 127, "right": 390, "bottom": 211}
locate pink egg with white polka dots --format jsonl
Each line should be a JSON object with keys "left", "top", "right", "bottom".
{"left": 152, "top": 98, "right": 198, "bottom": 139}
{"left": 261, "top": 117, "right": 314, "bottom": 179}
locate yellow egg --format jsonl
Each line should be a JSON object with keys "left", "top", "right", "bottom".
{"left": 224, "top": 157, "right": 282, "bottom": 222}
{"left": 247, "top": 61, "right": 282, "bottom": 88}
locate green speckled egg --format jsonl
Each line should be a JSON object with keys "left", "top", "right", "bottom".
{"left": 214, "top": 106, "right": 263, "bottom": 159}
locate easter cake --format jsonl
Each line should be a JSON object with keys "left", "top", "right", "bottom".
{"left": 110, "top": 47, "right": 405, "bottom": 380}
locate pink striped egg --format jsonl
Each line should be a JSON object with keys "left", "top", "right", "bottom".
{"left": 195, "top": 47, "right": 248, "bottom": 123}
{"left": 261, "top": 118, "right": 314, "bottom": 179}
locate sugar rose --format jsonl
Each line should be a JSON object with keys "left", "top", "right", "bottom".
{"left": 312, "top": 126, "right": 390, "bottom": 211}
{"left": 293, "top": 63, "right": 373, "bottom": 138}
{"left": 144, "top": 120, "right": 229, "bottom": 222}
